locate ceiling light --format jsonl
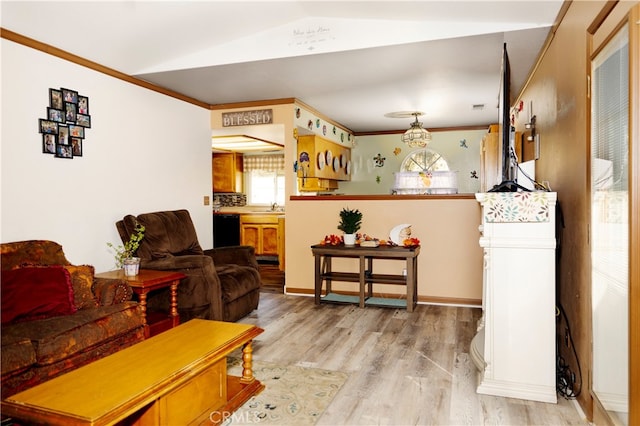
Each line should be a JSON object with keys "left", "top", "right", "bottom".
{"left": 211, "top": 135, "right": 283, "bottom": 153}
{"left": 401, "top": 112, "right": 431, "bottom": 148}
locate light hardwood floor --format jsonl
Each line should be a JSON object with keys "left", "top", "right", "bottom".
{"left": 237, "top": 292, "right": 587, "bottom": 426}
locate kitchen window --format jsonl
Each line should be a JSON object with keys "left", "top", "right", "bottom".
{"left": 246, "top": 170, "right": 285, "bottom": 205}
{"left": 244, "top": 154, "right": 285, "bottom": 206}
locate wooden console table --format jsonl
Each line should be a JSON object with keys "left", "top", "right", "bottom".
{"left": 311, "top": 244, "right": 420, "bottom": 312}
{"left": 1, "top": 319, "right": 264, "bottom": 425}
{"left": 96, "top": 269, "right": 184, "bottom": 338}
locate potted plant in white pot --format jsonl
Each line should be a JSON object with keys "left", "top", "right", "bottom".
{"left": 107, "top": 221, "right": 145, "bottom": 276}
{"left": 337, "top": 207, "right": 362, "bottom": 246}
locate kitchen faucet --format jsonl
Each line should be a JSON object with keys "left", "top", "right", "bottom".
{"left": 271, "top": 202, "right": 278, "bottom": 212}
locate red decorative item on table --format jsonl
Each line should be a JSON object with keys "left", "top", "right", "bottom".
{"left": 403, "top": 237, "right": 420, "bottom": 247}
{"left": 320, "top": 234, "right": 344, "bottom": 246}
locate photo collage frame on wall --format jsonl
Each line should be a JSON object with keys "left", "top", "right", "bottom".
{"left": 38, "top": 88, "right": 91, "bottom": 159}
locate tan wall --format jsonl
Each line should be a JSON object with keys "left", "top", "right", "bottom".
{"left": 211, "top": 103, "right": 298, "bottom": 200}
{"left": 513, "top": 1, "right": 638, "bottom": 419}
{"left": 285, "top": 196, "right": 483, "bottom": 304}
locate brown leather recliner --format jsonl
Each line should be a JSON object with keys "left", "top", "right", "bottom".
{"left": 116, "top": 209, "right": 260, "bottom": 322}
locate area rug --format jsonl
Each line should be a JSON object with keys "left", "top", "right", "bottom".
{"left": 224, "top": 358, "right": 349, "bottom": 425}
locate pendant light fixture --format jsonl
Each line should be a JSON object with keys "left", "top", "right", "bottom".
{"left": 401, "top": 112, "right": 431, "bottom": 148}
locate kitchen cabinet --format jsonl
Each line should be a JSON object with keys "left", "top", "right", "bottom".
{"left": 240, "top": 215, "right": 279, "bottom": 257}
{"left": 277, "top": 216, "right": 285, "bottom": 271}
{"left": 212, "top": 153, "right": 243, "bottom": 193}
{"left": 297, "top": 134, "right": 350, "bottom": 192}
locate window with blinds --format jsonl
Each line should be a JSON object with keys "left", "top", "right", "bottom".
{"left": 243, "top": 154, "right": 285, "bottom": 172}
{"left": 244, "top": 154, "right": 285, "bottom": 206}
{"left": 590, "top": 23, "right": 629, "bottom": 415}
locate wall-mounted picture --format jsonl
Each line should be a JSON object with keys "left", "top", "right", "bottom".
{"left": 42, "top": 134, "right": 56, "bottom": 154}
{"left": 55, "top": 144, "right": 73, "bottom": 159}
{"left": 61, "top": 88, "right": 78, "bottom": 104}
{"left": 71, "top": 138, "right": 82, "bottom": 156}
{"left": 39, "top": 119, "right": 58, "bottom": 134}
{"left": 78, "top": 96, "right": 89, "bottom": 114}
{"left": 47, "top": 107, "right": 64, "bottom": 123}
{"left": 65, "top": 102, "right": 77, "bottom": 122}
{"left": 39, "top": 87, "right": 91, "bottom": 160}
{"left": 49, "top": 89, "right": 63, "bottom": 109}
{"left": 76, "top": 113, "right": 91, "bottom": 128}
{"left": 69, "top": 125, "right": 84, "bottom": 138}
{"left": 58, "top": 125, "right": 69, "bottom": 145}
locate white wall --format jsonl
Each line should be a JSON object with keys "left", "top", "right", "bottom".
{"left": 1, "top": 39, "right": 212, "bottom": 272}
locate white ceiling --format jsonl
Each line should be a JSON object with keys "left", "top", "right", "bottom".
{"left": 1, "top": 1, "right": 564, "bottom": 133}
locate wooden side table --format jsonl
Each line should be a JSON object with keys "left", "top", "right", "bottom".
{"left": 311, "top": 244, "right": 420, "bottom": 312}
{"left": 95, "top": 269, "right": 185, "bottom": 338}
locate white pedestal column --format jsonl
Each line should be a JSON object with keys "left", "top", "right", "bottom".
{"left": 472, "top": 192, "right": 557, "bottom": 403}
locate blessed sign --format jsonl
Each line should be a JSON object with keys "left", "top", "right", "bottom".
{"left": 222, "top": 109, "right": 273, "bottom": 127}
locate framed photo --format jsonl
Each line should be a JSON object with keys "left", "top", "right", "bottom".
{"left": 49, "top": 89, "right": 63, "bottom": 109}
{"left": 78, "top": 96, "right": 89, "bottom": 114}
{"left": 47, "top": 107, "right": 64, "bottom": 123}
{"left": 55, "top": 143, "right": 73, "bottom": 159}
{"left": 71, "top": 138, "right": 83, "bottom": 157}
{"left": 58, "top": 124, "right": 69, "bottom": 145}
{"left": 42, "top": 133, "right": 57, "bottom": 154}
{"left": 40, "top": 88, "right": 90, "bottom": 160}
{"left": 61, "top": 88, "right": 78, "bottom": 104}
{"left": 69, "top": 125, "right": 84, "bottom": 138}
{"left": 76, "top": 113, "right": 91, "bottom": 128}
{"left": 39, "top": 119, "right": 58, "bottom": 134}
{"left": 64, "top": 102, "right": 77, "bottom": 123}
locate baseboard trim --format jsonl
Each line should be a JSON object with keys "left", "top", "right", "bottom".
{"left": 284, "top": 288, "right": 481, "bottom": 308}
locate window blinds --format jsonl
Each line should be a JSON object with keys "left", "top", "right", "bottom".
{"left": 243, "top": 154, "right": 285, "bottom": 172}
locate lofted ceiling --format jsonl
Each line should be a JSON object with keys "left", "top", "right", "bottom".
{"left": 1, "top": 1, "right": 564, "bottom": 134}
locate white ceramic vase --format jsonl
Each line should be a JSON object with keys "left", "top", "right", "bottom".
{"left": 343, "top": 233, "right": 357, "bottom": 246}
{"left": 123, "top": 257, "right": 141, "bottom": 276}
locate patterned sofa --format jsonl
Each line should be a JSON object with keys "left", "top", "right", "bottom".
{"left": 1, "top": 240, "right": 145, "bottom": 397}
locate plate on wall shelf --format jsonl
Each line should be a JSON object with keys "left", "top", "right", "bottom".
{"left": 333, "top": 156, "right": 340, "bottom": 171}
{"left": 340, "top": 154, "right": 345, "bottom": 167}
{"left": 325, "top": 150, "right": 333, "bottom": 165}
{"left": 346, "top": 160, "right": 351, "bottom": 175}
{"left": 317, "top": 152, "right": 325, "bottom": 169}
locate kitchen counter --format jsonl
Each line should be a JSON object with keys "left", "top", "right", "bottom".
{"left": 290, "top": 193, "right": 474, "bottom": 201}
{"left": 214, "top": 207, "right": 285, "bottom": 216}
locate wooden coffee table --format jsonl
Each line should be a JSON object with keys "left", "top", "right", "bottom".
{"left": 1, "top": 319, "right": 264, "bottom": 425}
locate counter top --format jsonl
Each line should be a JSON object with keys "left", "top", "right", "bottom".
{"left": 214, "top": 207, "right": 285, "bottom": 216}
{"left": 290, "top": 193, "right": 475, "bottom": 201}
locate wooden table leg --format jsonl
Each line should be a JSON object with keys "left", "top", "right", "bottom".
{"left": 367, "top": 257, "right": 373, "bottom": 298}
{"left": 137, "top": 291, "right": 149, "bottom": 338}
{"left": 239, "top": 341, "right": 255, "bottom": 384}
{"left": 170, "top": 280, "right": 179, "bottom": 327}
{"left": 359, "top": 256, "right": 366, "bottom": 308}
{"left": 325, "top": 256, "right": 332, "bottom": 295}
{"left": 406, "top": 257, "right": 415, "bottom": 312}
{"left": 314, "top": 254, "right": 321, "bottom": 304}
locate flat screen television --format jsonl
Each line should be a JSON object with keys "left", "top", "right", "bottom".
{"left": 500, "top": 42, "right": 511, "bottom": 183}
{"left": 489, "top": 43, "right": 528, "bottom": 192}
